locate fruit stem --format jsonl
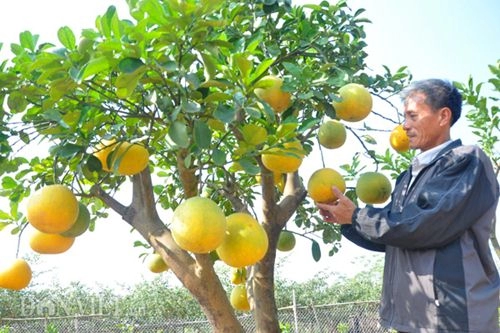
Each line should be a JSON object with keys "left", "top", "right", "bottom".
{"left": 16, "top": 223, "right": 29, "bottom": 258}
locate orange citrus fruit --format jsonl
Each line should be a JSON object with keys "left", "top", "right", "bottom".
{"left": 94, "top": 140, "right": 149, "bottom": 176}
{"left": 216, "top": 212, "right": 269, "bottom": 268}
{"left": 146, "top": 253, "right": 169, "bottom": 273}
{"left": 318, "top": 119, "right": 347, "bottom": 149}
{"left": 0, "top": 258, "right": 32, "bottom": 291}
{"left": 355, "top": 172, "right": 392, "bottom": 204}
{"left": 307, "top": 168, "right": 346, "bottom": 203}
{"left": 26, "top": 184, "right": 79, "bottom": 234}
{"left": 277, "top": 230, "right": 296, "bottom": 252}
{"left": 171, "top": 197, "right": 227, "bottom": 254}
{"left": 230, "top": 284, "right": 251, "bottom": 312}
{"left": 29, "top": 229, "right": 75, "bottom": 254}
{"left": 261, "top": 140, "right": 305, "bottom": 174}
{"left": 230, "top": 267, "right": 247, "bottom": 285}
{"left": 254, "top": 75, "right": 292, "bottom": 113}
{"left": 389, "top": 124, "right": 410, "bottom": 153}
{"left": 333, "top": 83, "right": 372, "bottom": 122}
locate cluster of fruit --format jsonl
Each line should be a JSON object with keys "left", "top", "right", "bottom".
{"left": 0, "top": 185, "right": 91, "bottom": 291}
{"left": 255, "top": 77, "right": 400, "bottom": 205}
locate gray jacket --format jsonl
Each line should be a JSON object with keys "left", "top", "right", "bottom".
{"left": 342, "top": 140, "right": 500, "bottom": 332}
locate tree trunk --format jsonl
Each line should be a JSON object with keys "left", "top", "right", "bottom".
{"left": 94, "top": 168, "right": 244, "bottom": 332}
{"left": 253, "top": 171, "right": 307, "bottom": 332}
{"left": 252, "top": 239, "right": 280, "bottom": 333}
{"left": 151, "top": 232, "right": 245, "bottom": 333}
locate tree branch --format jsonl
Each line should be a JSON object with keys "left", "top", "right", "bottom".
{"left": 90, "top": 184, "right": 128, "bottom": 218}
{"left": 278, "top": 172, "right": 307, "bottom": 226}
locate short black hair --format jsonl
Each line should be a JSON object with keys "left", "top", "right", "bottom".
{"left": 401, "top": 79, "right": 462, "bottom": 126}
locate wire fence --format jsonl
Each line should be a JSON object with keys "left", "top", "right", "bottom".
{"left": 0, "top": 301, "right": 390, "bottom": 333}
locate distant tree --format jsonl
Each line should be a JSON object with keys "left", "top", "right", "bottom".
{"left": 455, "top": 60, "right": 500, "bottom": 256}
{"left": 275, "top": 256, "right": 383, "bottom": 307}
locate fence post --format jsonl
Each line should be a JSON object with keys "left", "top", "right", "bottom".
{"left": 74, "top": 315, "right": 78, "bottom": 333}
{"left": 292, "top": 290, "right": 298, "bottom": 333}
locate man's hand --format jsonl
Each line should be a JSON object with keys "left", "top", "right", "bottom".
{"left": 316, "top": 187, "right": 356, "bottom": 225}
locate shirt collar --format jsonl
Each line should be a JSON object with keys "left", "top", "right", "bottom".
{"left": 412, "top": 140, "right": 453, "bottom": 175}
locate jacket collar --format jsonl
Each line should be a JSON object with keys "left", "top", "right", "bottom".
{"left": 410, "top": 139, "right": 462, "bottom": 180}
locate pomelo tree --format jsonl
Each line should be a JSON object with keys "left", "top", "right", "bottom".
{"left": 0, "top": 0, "right": 413, "bottom": 331}
{"left": 455, "top": 60, "right": 500, "bottom": 256}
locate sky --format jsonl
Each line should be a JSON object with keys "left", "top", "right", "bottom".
{"left": 0, "top": 0, "right": 499, "bottom": 290}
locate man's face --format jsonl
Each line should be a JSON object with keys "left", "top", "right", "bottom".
{"left": 402, "top": 93, "right": 450, "bottom": 152}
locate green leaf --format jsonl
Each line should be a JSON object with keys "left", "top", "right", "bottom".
{"left": 133, "top": 240, "right": 149, "bottom": 248}
{"left": 214, "top": 104, "right": 236, "bottom": 123}
{"left": 193, "top": 120, "right": 212, "bottom": 149}
{"left": 363, "top": 135, "right": 377, "bottom": 145}
{"left": 204, "top": 92, "right": 232, "bottom": 103}
{"left": 1, "top": 176, "right": 16, "bottom": 189}
{"left": 42, "top": 109, "right": 63, "bottom": 123}
{"left": 57, "top": 26, "right": 76, "bottom": 50}
{"left": 181, "top": 100, "right": 201, "bottom": 113}
{"left": 250, "top": 58, "right": 275, "bottom": 83}
{"left": 19, "top": 31, "right": 38, "bottom": 52}
{"left": 115, "top": 68, "right": 146, "bottom": 98}
{"left": 141, "top": 0, "right": 169, "bottom": 25}
{"left": 231, "top": 53, "right": 252, "bottom": 80}
{"left": 7, "top": 92, "right": 28, "bottom": 113}
{"left": 52, "top": 143, "right": 85, "bottom": 159}
{"left": 241, "top": 124, "right": 267, "bottom": 146}
{"left": 168, "top": 121, "right": 190, "bottom": 148}
{"left": 97, "top": 6, "right": 119, "bottom": 38}
{"left": 86, "top": 155, "right": 102, "bottom": 172}
{"left": 78, "top": 56, "right": 110, "bottom": 80}
{"left": 212, "top": 148, "right": 226, "bottom": 166}
{"left": 311, "top": 240, "right": 321, "bottom": 262}
{"left": 118, "top": 57, "right": 145, "bottom": 73}
{"left": 283, "top": 62, "right": 302, "bottom": 77}
{"left": 298, "top": 117, "right": 320, "bottom": 133}
{"left": 238, "top": 157, "right": 260, "bottom": 175}
{"left": 200, "top": 52, "right": 217, "bottom": 80}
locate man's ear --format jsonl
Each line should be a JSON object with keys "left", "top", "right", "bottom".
{"left": 439, "top": 107, "right": 452, "bottom": 127}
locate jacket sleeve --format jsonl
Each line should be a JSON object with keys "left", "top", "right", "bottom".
{"left": 352, "top": 146, "right": 499, "bottom": 250}
{"left": 341, "top": 224, "right": 386, "bottom": 252}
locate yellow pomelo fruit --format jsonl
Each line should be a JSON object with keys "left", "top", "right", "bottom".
{"left": 94, "top": 140, "right": 149, "bottom": 176}
{"left": 171, "top": 197, "right": 227, "bottom": 253}
{"left": 333, "top": 83, "right": 372, "bottom": 122}
{"left": 318, "top": 119, "right": 347, "bottom": 149}
{"left": 307, "top": 168, "right": 346, "bottom": 203}
{"left": 147, "top": 253, "right": 169, "bottom": 274}
{"left": 356, "top": 172, "right": 392, "bottom": 204}
{"left": 254, "top": 75, "right": 292, "bottom": 113}
{"left": 60, "top": 202, "right": 90, "bottom": 238}
{"left": 230, "top": 284, "right": 251, "bottom": 312}
{"left": 29, "top": 229, "right": 75, "bottom": 254}
{"left": 216, "top": 212, "right": 269, "bottom": 268}
{"left": 274, "top": 172, "right": 285, "bottom": 193}
{"left": 230, "top": 267, "right": 247, "bottom": 285}
{"left": 27, "top": 184, "right": 79, "bottom": 234}
{"left": 0, "top": 258, "right": 32, "bottom": 291}
{"left": 277, "top": 230, "right": 296, "bottom": 252}
{"left": 261, "top": 140, "right": 305, "bottom": 174}
{"left": 390, "top": 124, "right": 410, "bottom": 153}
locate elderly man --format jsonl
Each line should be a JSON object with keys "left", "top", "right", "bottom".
{"left": 318, "top": 79, "right": 499, "bottom": 333}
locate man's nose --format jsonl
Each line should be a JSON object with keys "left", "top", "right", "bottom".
{"left": 402, "top": 121, "right": 410, "bottom": 131}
